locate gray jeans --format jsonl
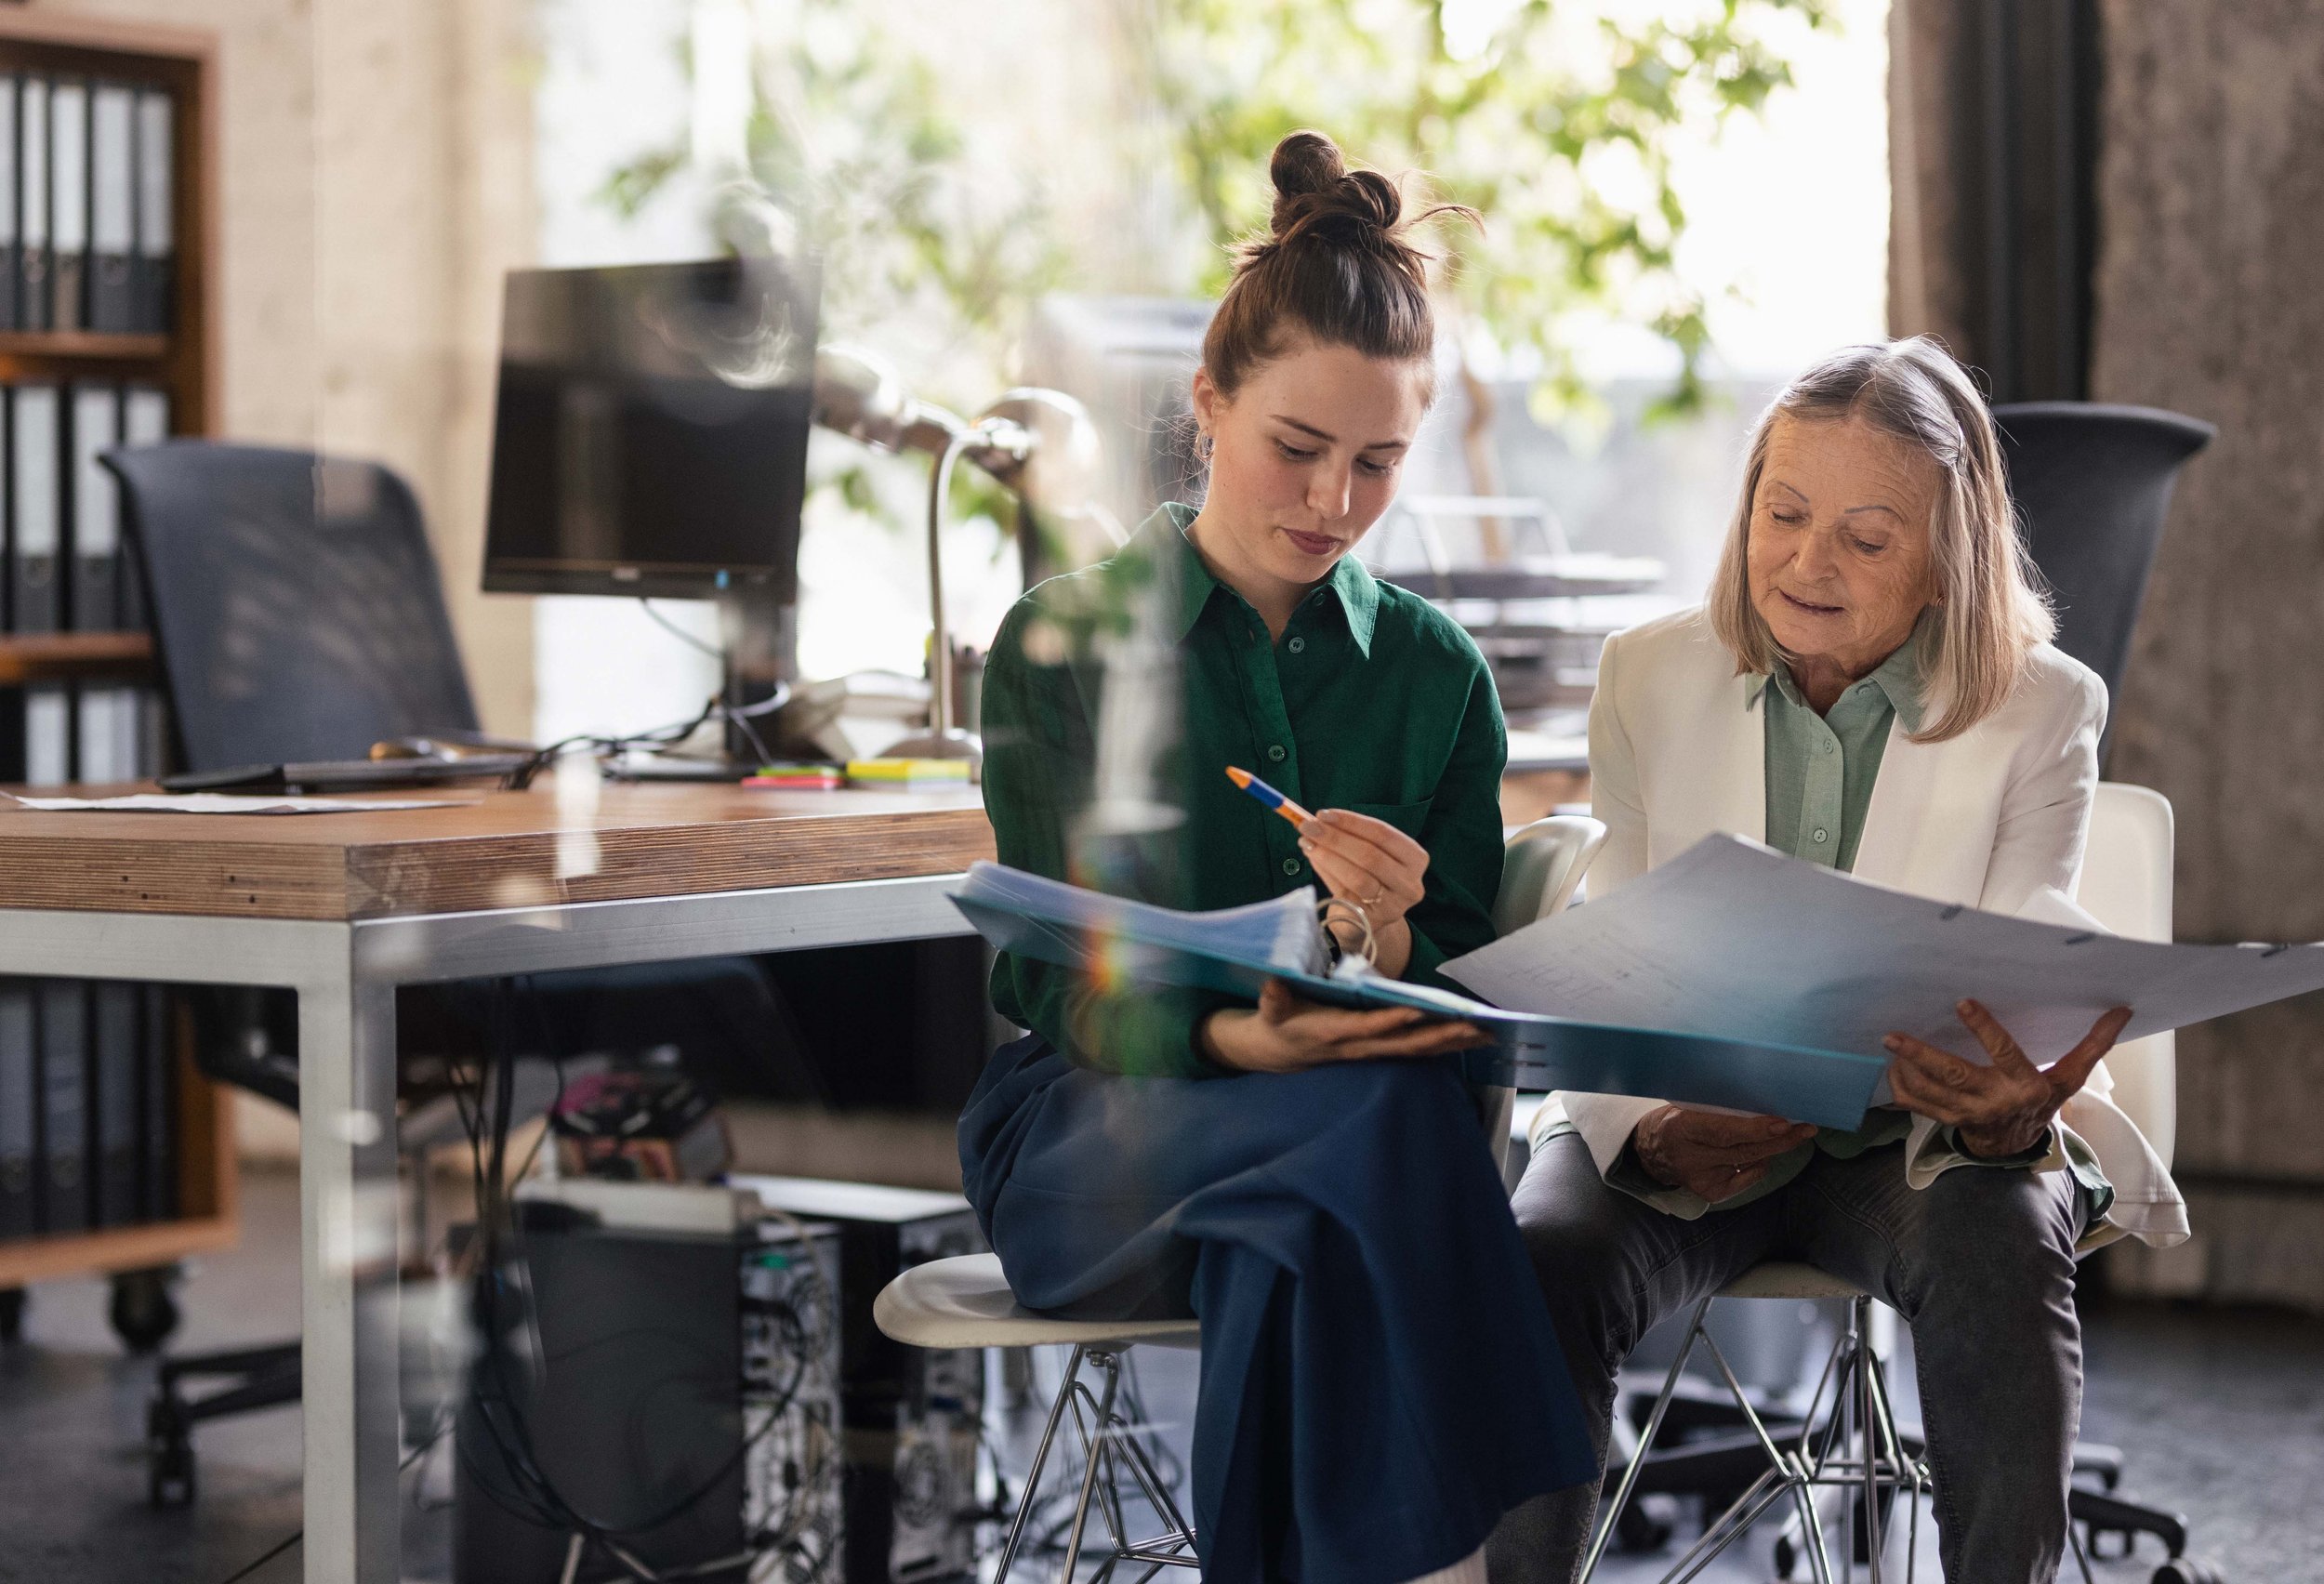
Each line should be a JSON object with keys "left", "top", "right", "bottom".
{"left": 1487, "top": 1133, "right": 2087, "bottom": 1584}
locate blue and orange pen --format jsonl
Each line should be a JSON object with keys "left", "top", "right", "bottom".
{"left": 1225, "top": 765, "right": 1313, "bottom": 828}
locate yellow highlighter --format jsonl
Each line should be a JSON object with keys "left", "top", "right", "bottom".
{"left": 1225, "top": 765, "right": 1312, "bottom": 829}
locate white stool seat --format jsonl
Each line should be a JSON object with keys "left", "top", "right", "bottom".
{"left": 875, "top": 1253, "right": 1203, "bottom": 1350}
{"left": 1717, "top": 1260, "right": 1865, "bottom": 1301}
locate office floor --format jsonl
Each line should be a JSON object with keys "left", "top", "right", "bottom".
{"left": 1, "top": 1167, "right": 2317, "bottom": 1584}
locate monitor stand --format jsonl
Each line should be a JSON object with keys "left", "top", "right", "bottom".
{"left": 588, "top": 594, "right": 796, "bottom": 782}
{"left": 711, "top": 590, "right": 797, "bottom": 773}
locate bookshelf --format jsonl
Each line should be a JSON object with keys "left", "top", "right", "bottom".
{"left": 0, "top": 13, "right": 226, "bottom": 1334}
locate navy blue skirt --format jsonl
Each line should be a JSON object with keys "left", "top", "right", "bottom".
{"left": 959, "top": 1035, "right": 1595, "bottom": 1583}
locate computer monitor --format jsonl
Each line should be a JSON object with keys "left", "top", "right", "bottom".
{"left": 482, "top": 257, "right": 820, "bottom": 601}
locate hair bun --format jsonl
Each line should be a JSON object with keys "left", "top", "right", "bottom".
{"left": 1268, "top": 129, "right": 1402, "bottom": 246}
{"left": 1206, "top": 130, "right": 1480, "bottom": 399}
{"left": 1270, "top": 130, "right": 1347, "bottom": 203}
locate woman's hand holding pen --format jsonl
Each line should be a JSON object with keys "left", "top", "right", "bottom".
{"left": 1298, "top": 809, "right": 1429, "bottom": 978}
{"left": 1204, "top": 778, "right": 1476, "bottom": 1070}
{"left": 1200, "top": 978, "right": 1491, "bottom": 1073}
{"left": 1883, "top": 999, "right": 2132, "bottom": 1158}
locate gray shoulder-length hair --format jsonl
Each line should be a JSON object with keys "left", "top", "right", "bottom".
{"left": 1706, "top": 336, "right": 2053, "bottom": 744}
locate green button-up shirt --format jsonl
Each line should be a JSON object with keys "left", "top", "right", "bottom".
{"left": 978, "top": 502, "right": 1509, "bottom": 1078}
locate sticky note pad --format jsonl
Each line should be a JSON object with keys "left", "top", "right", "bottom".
{"left": 744, "top": 764, "right": 844, "bottom": 790}
{"left": 845, "top": 758, "right": 973, "bottom": 786}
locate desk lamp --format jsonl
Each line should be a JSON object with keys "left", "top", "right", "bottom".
{"left": 812, "top": 344, "right": 1108, "bottom": 765}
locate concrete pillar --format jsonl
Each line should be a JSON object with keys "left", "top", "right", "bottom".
{"left": 2090, "top": 1, "right": 2324, "bottom": 1311}
{"left": 1886, "top": 0, "right": 1977, "bottom": 350}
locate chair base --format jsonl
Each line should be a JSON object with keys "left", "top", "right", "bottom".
{"left": 147, "top": 1340, "right": 303, "bottom": 1508}
{"left": 994, "top": 1343, "right": 1200, "bottom": 1583}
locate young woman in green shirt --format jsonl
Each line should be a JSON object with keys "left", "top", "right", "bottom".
{"left": 958, "top": 131, "right": 1592, "bottom": 1584}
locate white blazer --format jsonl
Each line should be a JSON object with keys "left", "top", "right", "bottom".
{"left": 1544, "top": 606, "right": 2187, "bottom": 1250}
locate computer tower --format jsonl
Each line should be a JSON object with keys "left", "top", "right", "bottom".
{"left": 733, "top": 1177, "right": 985, "bottom": 1583}
{"left": 451, "top": 1182, "right": 842, "bottom": 1584}
{"left": 741, "top": 1213, "right": 847, "bottom": 1581}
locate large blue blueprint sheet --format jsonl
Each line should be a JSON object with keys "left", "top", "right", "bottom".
{"left": 1445, "top": 834, "right": 2324, "bottom": 1082}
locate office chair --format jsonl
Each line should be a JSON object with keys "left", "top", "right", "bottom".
{"left": 1578, "top": 785, "right": 2220, "bottom": 1584}
{"left": 102, "top": 442, "right": 489, "bottom": 767}
{"left": 1992, "top": 402, "right": 2215, "bottom": 760}
{"left": 868, "top": 815, "right": 1610, "bottom": 1581}
{"left": 99, "top": 442, "right": 792, "bottom": 1503}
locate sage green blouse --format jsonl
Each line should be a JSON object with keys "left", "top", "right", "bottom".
{"left": 1753, "top": 616, "right": 1929, "bottom": 873}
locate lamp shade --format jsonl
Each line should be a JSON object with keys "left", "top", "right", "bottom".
{"left": 810, "top": 343, "right": 916, "bottom": 450}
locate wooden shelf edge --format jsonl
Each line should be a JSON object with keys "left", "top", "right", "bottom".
{"left": 0, "top": 630, "right": 156, "bottom": 685}
{"left": 0, "top": 631, "right": 152, "bottom": 660}
{"left": 0, "top": 11, "right": 218, "bottom": 64}
{"left": 0, "top": 330, "right": 171, "bottom": 363}
{"left": 0, "top": 1213, "right": 237, "bottom": 1287}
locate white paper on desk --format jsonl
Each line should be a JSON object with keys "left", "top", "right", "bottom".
{"left": 4, "top": 793, "right": 474, "bottom": 814}
{"left": 1446, "top": 833, "right": 2324, "bottom": 1075}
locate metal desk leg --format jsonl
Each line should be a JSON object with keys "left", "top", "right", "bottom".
{"left": 299, "top": 969, "right": 402, "bottom": 1584}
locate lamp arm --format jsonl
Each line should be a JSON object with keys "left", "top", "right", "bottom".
{"left": 924, "top": 429, "right": 976, "bottom": 738}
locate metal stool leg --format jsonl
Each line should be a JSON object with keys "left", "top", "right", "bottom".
{"left": 1698, "top": 1324, "right": 1833, "bottom": 1584}
{"left": 993, "top": 1344, "right": 1088, "bottom": 1584}
{"left": 988, "top": 1340, "right": 1200, "bottom": 1582}
{"left": 1857, "top": 1300, "right": 1885, "bottom": 1582}
{"left": 1112, "top": 1411, "right": 1199, "bottom": 1563}
{"left": 1587, "top": 1293, "right": 1941, "bottom": 1584}
{"left": 1070, "top": 1355, "right": 1137, "bottom": 1565}
{"left": 1580, "top": 1296, "right": 1713, "bottom": 1581}
{"left": 1058, "top": 1350, "right": 1125, "bottom": 1582}
{"left": 1860, "top": 1319, "right": 1924, "bottom": 1581}
{"left": 1800, "top": 1297, "right": 1926, "bottom": 1584}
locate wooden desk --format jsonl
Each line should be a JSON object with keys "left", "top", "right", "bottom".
{"left": 0, "top": 782, "right": 995, "bottom": 1584}
{"left": 0, "top": 782, "right": 994, "bottom": 919}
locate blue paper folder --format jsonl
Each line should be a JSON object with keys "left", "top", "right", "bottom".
{"left": 950, "top": 863, "right": 1889, "bottom": 1129}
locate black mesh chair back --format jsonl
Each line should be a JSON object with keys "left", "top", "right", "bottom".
{"left": 99, "top": 441, "right": 479, "bottom": 771}
{"left": 1993, "top": 403, "right": 2214, "bottom": 754}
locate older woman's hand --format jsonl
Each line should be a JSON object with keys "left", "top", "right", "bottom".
{"left": 1883, "top": 999, "right": 2133, "bottom": 1158}
{"left": 1633, "top": 1106, "right": 1818, "bottom": 1202}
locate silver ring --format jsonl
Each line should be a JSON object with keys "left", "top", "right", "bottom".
{"left": 1318, "top": 896, "right": 1380, "bottom": 968}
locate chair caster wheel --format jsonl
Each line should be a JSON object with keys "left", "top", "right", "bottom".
{"left": 1615, "top": 1493, "right": 1676, "bottom": 1552}
{"left": 110, "top": 1266, "right": 181, "bottom": 1354}
{"left": 149, "top": 1427, "right": 195, "bottom": 1508}
{"left": 2152, "top": 1559, "right": 2225, "bottom": 1584}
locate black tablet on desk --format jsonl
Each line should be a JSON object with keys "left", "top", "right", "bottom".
{"left": 158, "top": 754, "right": 533, "bottom": 795}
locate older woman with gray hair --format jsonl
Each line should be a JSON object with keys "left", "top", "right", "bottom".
{"left": 1491, "top": 337, "right": 2185, "bottom": 1584}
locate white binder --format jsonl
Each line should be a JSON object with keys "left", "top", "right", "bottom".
{"left": 48, "top": 78, "right": 86, "bottom": 332}
{"left": 88, "top": 83, "right": 134, "bottom": 332}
